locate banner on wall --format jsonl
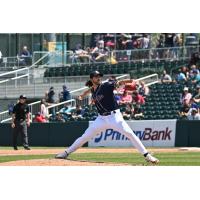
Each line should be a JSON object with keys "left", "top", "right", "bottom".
{"left": 88, "top": 120, "right": 177, "bottom": 147}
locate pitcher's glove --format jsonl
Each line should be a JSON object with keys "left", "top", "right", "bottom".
{"left": 85, "top": 80, "right": 93, "bottom": 88}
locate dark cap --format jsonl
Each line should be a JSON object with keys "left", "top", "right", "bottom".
{"left": 19, "top": 95, "right": 27, "bottom": 99}
{"left": 90, "top": 71, "right": 103, "bottom": 79}
{"left": 193, "top": 69, "right": 198, "bottom": 74}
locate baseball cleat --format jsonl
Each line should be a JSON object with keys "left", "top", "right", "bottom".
{"left": 145, "top": 153, "right": 159, "bottom": 164}
{"left": 24, "top": 146, "right": 31, "bottom": 150}
{"left": 55, "top": 151, "right": 69, "bottom": 159}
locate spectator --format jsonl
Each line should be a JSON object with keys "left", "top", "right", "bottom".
{"left": 8, "top": 103, "right": 15, "bottom": 115}
{"left": 91, "top": 40, "right": 108, "bottom": 62}
{"left": 172, "top": 34, "right": 182, "bottom": 58}
{"left": 55, "top": 113, "right": 65, "bottom": 123}
{"left": 59, "top": 103, "right": 74, "bottom": 120}
{"left": 119, "top": 90, "right": 132, "bottom": 104}
{"left": 21, "top": 46, "right": 31, "bottom": 57}
{"left": 47, "top": 87, "right": 55, "bottom": 104}
{"left": 179, "top": 102, "right": 191, "bottom": 119}
{"left": 47, "top": 87, "right": 56, "bottom": 116}
{"left": 156, "top": 34, "right": 165, "bottom": 59}
{"left": 191, "top": 69, "right": 200, "bottom": 86}
{"left": 176, "top": 69, "right": 187, "bottom": 83}
{"left": 40, "top": 99, "right": 49, "bottom": 120}
{"left": 180, "top": 87, "right": 192, "bottom": 105}
{"left": 133, "top": 104, "right": 144, "bottom": 119}
{"left": 20, "top": 46, "right": 31, "bottom": 65}
{"left": 122, "top": 104, "right": 134, "bottom": 120}
{"left": 190, "top": 64, "right": 199, "bottom": 74}
{"left": 164, "top": 33, "right": 173, "bottom": 47}
{"left": 118, "top": 34, "right": 133, "bottom": 50}
{"left": 114, "top": 92, "right": 122, "bottom": 103}
{"left": 34, "top": 112, "right": 47, "bottom": 123}
{"left": 140, "top": 34, "right": 150, "bottom": 49}
{"left": 193, "top": 86, "right": 200, "bottom": 107}
{"left": 73, "top": 104, "right": 84, "bottom": 119}
{"left": 0, "top": 50, "right": 3, "bottom": 65}
{"left": 189, "top": 98, "right": 199, "bottom": 110}
{"left": 138, "top": 81, "right": 149, "bottom": 96}
{"left": 59, "top": 85, "right": 71, "bottom": 102}
{"left": 72, "top": 44, "right": 92, "bottom": 63}
{"left": 124, "top": 80, "right": 138, "bottom": 93}
{"left": 161, "top": 70, "right": 172, "bottom": 83}
{"left": 187, "top": 108, "right": 200, "bottom": 120}
{"left": 132, "top": 91, "right": 145, "bottom": 105}
{"left": 157, "top": 34, "right": 165, "bottom": 48}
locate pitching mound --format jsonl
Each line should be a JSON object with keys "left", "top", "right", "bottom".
{"left": 0, "top": 159, "right": 131, "bottom": 166}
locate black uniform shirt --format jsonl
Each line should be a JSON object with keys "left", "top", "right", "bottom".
{"left": 91, "top": 80, "right": 119, "bottom": 115}
{"left": 12, "top": 103, "right": 29, "bottom": 121}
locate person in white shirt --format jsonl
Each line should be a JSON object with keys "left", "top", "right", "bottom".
{"left": 161, "top": 70, "right": 172, "bottom": 83}
{"left": 141, "top": 34, "right": 150, "bottom": 49}
{"left": 0, "top": 50, "right": 2, "bottom": 64}
{"left": 40, "top": 99, "right": 49, "bottom": 120}
{"left": 180, "top": 87, "right": 192, "bottom": 105}
{"left": 187, "top": 108, "right": 200, "bottom": 120}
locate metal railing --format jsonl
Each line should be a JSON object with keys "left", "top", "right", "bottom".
{"left": 0, "top": 52, "right": 50, "bottom": 85}
{"left": 32, "top": 51, "right": 74, "bottom": 67}
{"left": 0, "top": 56, "right": 32, "bottom": 69}
{"left": 47, "top": 99, "right": 76, "bottom": 118}
{"left": 0, "top": 100, "right": 41, "bottom": 123}
{"left": 31, "top": 46, "right": 199, "bottom": 67}
{"left": 113, "top": 46, "right": 199, "bottom": 62}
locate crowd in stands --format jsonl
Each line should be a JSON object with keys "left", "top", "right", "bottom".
{"left": 32, "top": 76, "right": 150, "bottom": 123}
{"left": 69, "top": 33, "right": 187, "bottom": 64}
{"left": 7, "top": 62, "right": 200, "bottom": 123}
{"left": 33, "top": 85, "right": 72, "bottom": 123}
{"left": 170, "top": 63, "right": 200, "bottom": 120}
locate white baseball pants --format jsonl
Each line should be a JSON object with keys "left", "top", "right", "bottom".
{"left": 66, "top": 109, "right": 148, "bottom": 155}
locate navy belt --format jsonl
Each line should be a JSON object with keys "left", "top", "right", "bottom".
{"left": 100, "top": 110, "right": 116, "bottom": 116}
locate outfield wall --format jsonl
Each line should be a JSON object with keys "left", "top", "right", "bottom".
{"left": 0, "top": 122, "right": 88, "bottom": 147}
{"left": 88, "top": 120, "right": 176, "bottom": 147}
{"left": 0, "top": 120, "right": 200, "bottom": 147}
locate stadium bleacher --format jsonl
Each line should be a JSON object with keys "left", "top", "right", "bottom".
{"left": 44, "top": 59, "right": 189, "bottom": 77}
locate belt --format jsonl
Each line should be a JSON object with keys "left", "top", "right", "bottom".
{"left": 100, "top": 110, "right": 116, "bottom": 116}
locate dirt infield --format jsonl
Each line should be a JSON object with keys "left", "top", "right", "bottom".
{"left": 0, "top": 159, "right": 132, "bottom": 166}
{"left": 1, "top": 147, "right": 200, "bottom": 166}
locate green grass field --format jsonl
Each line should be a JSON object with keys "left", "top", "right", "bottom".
{"left": 0, "top": 152, "right": 200, "bottom": 166}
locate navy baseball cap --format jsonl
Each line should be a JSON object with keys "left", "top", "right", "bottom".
{"left": 90, "top": 71, "right": 103, "bottom": 79}
{"left": 193, "top": 69, "right": 198, "bottom": 74}
{"left": 19, "top": 95, "right": 27, "bottom": 99}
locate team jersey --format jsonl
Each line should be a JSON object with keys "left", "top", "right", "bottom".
{"left": 12, "top": 103, "right": 29, "bottom": 121}
{"left": 91, "top": 80, "right": 119, "bottom": 115}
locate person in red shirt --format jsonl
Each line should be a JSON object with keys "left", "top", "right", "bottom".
{"left": 119, "top": 90, "right": 132, "bottom": 104}
{"left": 124, "top": 80, "right": 138, "bottom": 92}
{"left": 132, "top": 91, "right": 145, "bottom": 105}
{"left": 34, "top": 112, "right": 47, "bottom": 123}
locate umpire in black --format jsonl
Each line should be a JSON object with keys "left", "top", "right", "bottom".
{"left": 11, "top": 95, "right": 31, "bottom": 150}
